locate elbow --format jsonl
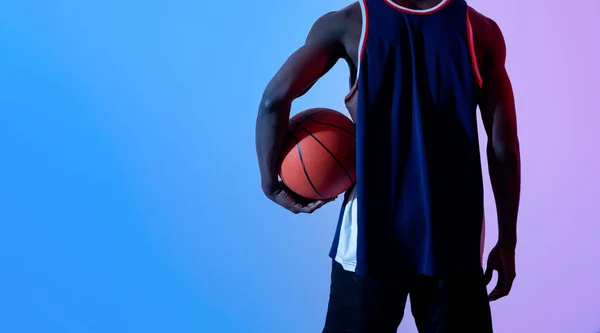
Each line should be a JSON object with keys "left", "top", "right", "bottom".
{"left": 489, "top": 138, "right": 520, "bottom": 164}
{"left": 259, "top": 96, "right": 282, "bottom": 114}
{"left": 259, "top": 87, "right": 291, "bottom": 116}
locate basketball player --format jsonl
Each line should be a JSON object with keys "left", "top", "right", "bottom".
{"left": 255, "top": 1, "right": 520, "bottom": 332}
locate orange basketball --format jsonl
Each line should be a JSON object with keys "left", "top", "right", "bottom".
{"left": 279, "top": 108, "right": 356, "bottom": 200}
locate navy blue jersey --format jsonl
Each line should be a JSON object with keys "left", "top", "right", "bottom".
{"left": 333, "top": 0, "right": 485, "bottom": 278}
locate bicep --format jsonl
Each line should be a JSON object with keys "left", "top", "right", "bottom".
{"left": 479, "top": 23, "right": 518, "bottom": 152}
{"left": 262, "top": 13, "right": 344, "bottom": 103}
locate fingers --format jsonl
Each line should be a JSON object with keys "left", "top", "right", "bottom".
{"left": 483, "top": 266, "right": 493, "bottom": 286}
{"left": 289, "top": 203, "right": 303, "bottom": 214}
{"left": 305, "top": 196, "right": 338, "bottom": 213}
{"left": 290, "top": 198, "right": 334, "bottom": 214}
{"left": 324, "top": 196, "right": 338, "bottom": 203}
{"left": 489, "top": 289, "right": 505, "bottom": 301}
{"left": 292, "top": 193, "right": 336, "bottom": 214}
{"left": 489, "top": 272, "right": 516, "bottom": 302}
{"left": 270, "top": 188, "right": 336, "bottom": 214}
{"left": 270, "top": 192, "right": 302, "bottom": 214}
{"left": 299, "top": 200, "right": 327, "bottom": 214}
{"left": 483, "top": 254, "right": 495, "bottom": 286}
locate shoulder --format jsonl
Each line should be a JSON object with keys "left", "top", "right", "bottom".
{"left": 327, "top": 2, "right": 361, "bottom": 22}
{"left": 467, "top": 6, "right": 507, "bottom": 61}
{"left": 306, "top": 3, "right": 361, "bottom": 44}
{"left": 340, "top": 2, "right": 362, "bottom": 21}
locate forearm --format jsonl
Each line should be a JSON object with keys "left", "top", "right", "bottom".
{"left": 255, "top": 98, "right": 291, "bottom": 194}
{"left": 487, "top": 142, "right": 521, "bottom": 248}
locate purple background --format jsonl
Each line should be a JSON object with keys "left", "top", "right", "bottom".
{"left": 468, "top": 1, "right": 600, "bottom": 332}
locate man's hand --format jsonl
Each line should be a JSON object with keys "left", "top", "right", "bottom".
{"left": 484, "top": 243, "right": 516, "bottom": 301}
{"left": 264, "top": 181, "right": 335, "bottom": 214}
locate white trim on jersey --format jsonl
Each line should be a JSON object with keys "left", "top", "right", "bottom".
{"left": 355, "top": 0, "right": 368, "bottom": 85}
{"left": 384, "top": 0, "right": 450, "bottom": 14}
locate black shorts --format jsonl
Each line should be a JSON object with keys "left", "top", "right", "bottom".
{"left": 323, "top": 260, "right": 492, "bottom": 333}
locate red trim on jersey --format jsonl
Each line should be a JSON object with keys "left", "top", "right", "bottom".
{"left": 344, "top": 0, "right": 369, "bottom": 103}
{"left": 466, "top": 10, "right": 483, "bottom": 88}
{"left": 384, "top": 0, "right": 450, "bottom": 15}
{"left": 345, "top": 82, "right": 358, "bottom": 103}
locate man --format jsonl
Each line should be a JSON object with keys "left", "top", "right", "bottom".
{"left": 255, "top": 0, "right": 520, "bottom": 332}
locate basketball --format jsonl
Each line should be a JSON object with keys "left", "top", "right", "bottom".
{"left": 279, "top": 108, "right": 356, "bottom": 200}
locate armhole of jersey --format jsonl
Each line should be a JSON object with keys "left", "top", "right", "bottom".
{"left": 466, "top": 10, "right": 483, "bottom": 89}
{"left": 344, "top": 0, "right": 370, "bottom": 103}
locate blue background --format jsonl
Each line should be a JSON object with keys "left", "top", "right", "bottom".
{"left": 0, "top": 0, "right": 354, "bottom": 332}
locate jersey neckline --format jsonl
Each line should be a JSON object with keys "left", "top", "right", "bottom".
{"left": 384, "top": 0, "right": 451, "bottom": 14}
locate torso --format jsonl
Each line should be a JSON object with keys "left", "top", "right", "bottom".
{"left": 330, "top": 0, "right": 491, "bottom": 277}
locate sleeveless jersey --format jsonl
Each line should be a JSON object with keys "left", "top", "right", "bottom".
{"left": 329, "top": 0, "right": 484, "bottom": 278}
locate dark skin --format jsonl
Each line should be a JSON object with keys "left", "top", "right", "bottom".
{"left": 255, "top": 1, "right": 520, "bottom": 301}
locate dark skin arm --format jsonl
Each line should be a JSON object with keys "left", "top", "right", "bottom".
{"left": 255, "top": 12, "right": 346, "bottom": 214}
{"left": 477, "top": 17, "right": 521, "bottom": 301}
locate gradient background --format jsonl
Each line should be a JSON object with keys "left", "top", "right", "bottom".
{"left": 0, "top": 0, "right": 599, "bottom": 332}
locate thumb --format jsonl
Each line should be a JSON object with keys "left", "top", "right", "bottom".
{"left": 483, "top": 265, "right": 493, "bottom": 286}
